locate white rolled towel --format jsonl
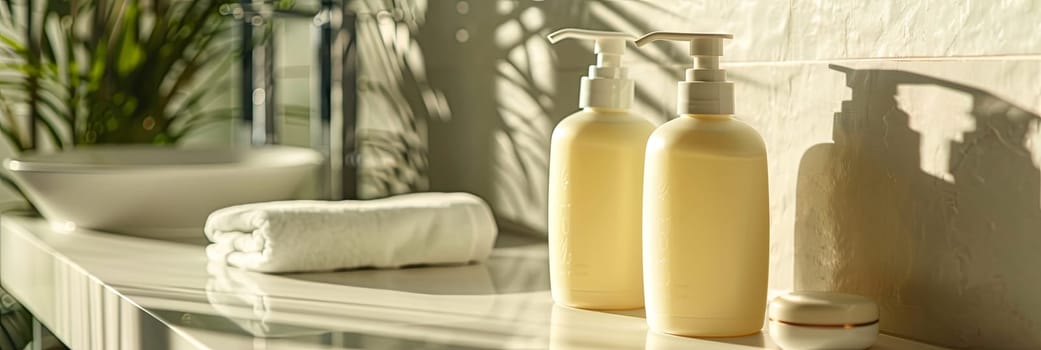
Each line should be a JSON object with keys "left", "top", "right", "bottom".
{"left": 204, "top": 192, "right": 498, "bottom": 273}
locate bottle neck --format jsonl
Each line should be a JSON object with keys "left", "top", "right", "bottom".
{"left": 677, "top": 80, "right": 734, "bottom": 115}
{"left": 583, "top": 107, "right": 629, "bottom": 114}
{"left": 579, "top": 76, "right": 634, "bottom": 110}
{"left": 683, "top": 113, "right": 733, "bottom": 120}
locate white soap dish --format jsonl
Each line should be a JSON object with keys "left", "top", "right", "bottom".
{"left": 768, "top": 291, "right": 879, "bottom": 350}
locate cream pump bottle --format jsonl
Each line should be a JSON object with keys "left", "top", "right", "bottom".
{"left": 636, "top": 32, "right": 770, "bottom": 336}
{"left": 546, "top": 29, "right": 655, "bottom": 310}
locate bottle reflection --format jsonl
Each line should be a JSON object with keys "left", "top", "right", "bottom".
{"left": 549, "top": 304, "right": 646, "bottom": 349}
{"left": 644, "top": 327, "right": 773, "bottom": 350}
{"left": 644, "top": 330, "right": 679, "bottom": 350}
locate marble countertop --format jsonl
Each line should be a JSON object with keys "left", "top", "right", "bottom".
{"left": 0, "top": 215, "right": 944, "bottom": 349}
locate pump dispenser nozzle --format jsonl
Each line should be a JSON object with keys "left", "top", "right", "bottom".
{"left": 548, "top": 29, "right": 635, "bottom": 109}
{"left": 635, "top": 31, "right": 734, "bottom": 115}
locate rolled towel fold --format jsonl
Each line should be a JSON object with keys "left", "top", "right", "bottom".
{"left": 204, "top": 192, "right": 498, "bottom": 273}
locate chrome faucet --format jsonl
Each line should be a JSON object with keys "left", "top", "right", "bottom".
{"left": 233, "top": 0, "right": 358, "bottom": 199}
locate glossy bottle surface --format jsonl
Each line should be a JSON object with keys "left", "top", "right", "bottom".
{"left": 548, "top": 108, "right": 655, "bottom": 310}
{"left": 643, "top": 114, "right": 769, "bottom": 336}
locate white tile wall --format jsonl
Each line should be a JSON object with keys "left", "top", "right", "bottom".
{"left": 389, "top": 1, "right": 1041, "bottom": 348}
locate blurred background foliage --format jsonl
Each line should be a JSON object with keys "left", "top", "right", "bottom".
{"left": 0, "top": 0, "right": 237, "bottom": 150}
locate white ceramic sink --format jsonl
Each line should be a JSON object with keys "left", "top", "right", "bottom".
{"left": 4, "top": 146, "right": 323, "bottom": 241}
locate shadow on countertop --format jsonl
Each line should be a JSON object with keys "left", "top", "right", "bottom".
{"left": 285, "top": 229, "right": 550, "bottom": 296}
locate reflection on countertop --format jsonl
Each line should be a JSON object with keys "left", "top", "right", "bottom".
{"left": 0, "top": 215, "right": 947, "bottom": 349}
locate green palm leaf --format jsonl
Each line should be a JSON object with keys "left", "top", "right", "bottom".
{"left": 1, "top": 0, "right": 237, "bottom": 147}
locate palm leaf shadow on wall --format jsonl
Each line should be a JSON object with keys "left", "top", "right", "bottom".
{"left": 795, "top": 65, "right": 1041, "bottom": 348}
{"left": 413, "top": 0, "right": 679, "bottom": 234}
{"left": 352, "top": 0, "right": 447, "bottom": 199}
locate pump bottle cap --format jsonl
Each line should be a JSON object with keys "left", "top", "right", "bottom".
{"left": 635, "top": 32, "right": 734, "bottom": 115}
{"left": 548, "top": 29, "right": 635, "bottom": 110}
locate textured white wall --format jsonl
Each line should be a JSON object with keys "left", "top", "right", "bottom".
{"left": 401, "top": 1, "right": 1041, "bottom": 348}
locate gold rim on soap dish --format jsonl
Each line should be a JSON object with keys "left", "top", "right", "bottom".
{"left": 768, "top": 318, "right": 879, "bottom": 329}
